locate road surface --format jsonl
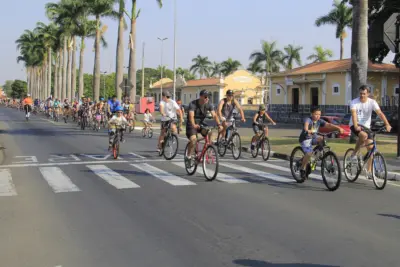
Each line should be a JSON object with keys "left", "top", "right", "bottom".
{"left": 0, "top": 107, "right": 399, "bottom": 267}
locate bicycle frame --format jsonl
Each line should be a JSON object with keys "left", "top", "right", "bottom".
{"left": 194, "top": 128, "right": 213, "bottom": 162}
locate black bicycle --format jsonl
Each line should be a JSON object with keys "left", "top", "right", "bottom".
{"left": 343, "top": 125, "right": 387, "bottom": 190}
{"left": 250, "top": 124, "right": 271, "bottom": 161}
{"left": 216, "top": 117, "right": 241, "bottom": 160}
{"left": 111, "top": 127, "right": 124, "bottom": 160}
{"left": 289, "top": 132, "right": 342, "bottom": 191}
{"left": 159, "top": 118, "right": 179, "bottom": 160}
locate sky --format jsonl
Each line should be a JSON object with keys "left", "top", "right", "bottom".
{"left": 1, "top": 0, "right": 396, "bottom": 84}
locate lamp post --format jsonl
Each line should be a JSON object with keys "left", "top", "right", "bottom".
{"left": 157, "top": 37, "right": 168, "bottom": 102}
{"left": 173, "top": 0, "right": 177, "bottom": 100}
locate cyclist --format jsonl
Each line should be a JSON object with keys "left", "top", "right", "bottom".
{"left": 185, "top": 89, "right": 223, "bottom": 159}
{"left": 63, "top": 98, "right": 70, "bottom": 122}
{"left": 157, "top": 90, "right": 183, "bottom": 152}
{"left": 299, "top": 106, "right": 344, "bottom": 179}
{"left": 349, "top": 85, "right": 392, "bottom": 178}
{"left": 217, "top": 89, "right": 246, "bottom": 143}
{"left": 250, "top": 104, "right": 276, "bottom": 150}
{"left": 108, "top": 105, "right": 131, "bottom": 150}
{"left": 22, "top": 94, "right": 33, "bottom": 118}
{"left": 107, "top": 95, "right": 121, "bottom": 119}
{"left": 143, "top": 108, "right": 154, "bottom": 131}
{"left": 53, "top": 98, "right": 61, "bottom": 119}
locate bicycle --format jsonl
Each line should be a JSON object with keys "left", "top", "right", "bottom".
{"left": 289, "top": 132, "right": 342, "bottom": 191}
{"left": 343, "top": 125, "right": 387, "bottom": 190}
{"left": 92, "top": 113, "right": 102, "bottom": 131}
{"left": 158, "top": 118, "right": 179, "bottom": 160}
{"left": 111, "top": 126, "right": 124, "bottom": 159}
{"left": 184, "top": 125, "right": 219, "bottom": 181}
{"left": 250, "top": 124, "right": 271, "bottom": 161}
{"left": 216, "top": 117, "right": 241, "bottom": 160}
{"left": 142, "top": 121, "right": 154, "bottom": 138}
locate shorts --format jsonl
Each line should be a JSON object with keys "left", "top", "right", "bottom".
{"left": 186, "top": 124, "right": 209, "bottom": 139}
{"left": 300, "top": 137, "right": 318, "bottom": 154}
{"left": 23, "top": 105, "right": 32, "bottom": 113}
{"left": 252, "top": 124, "right": 264, "bottom": 134}
{"left": 350, "top": 126, "right": 374, "bottom": 140}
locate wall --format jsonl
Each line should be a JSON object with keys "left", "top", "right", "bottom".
{"left": 181, "top": 85, "right": 220, "bottom": 105}
{"left": 224, "top": 70, "right": 262, "bottom": 105}
{"left": 325, "top": 73, "right": 346, "bottom": 105}
{"left": 270, "top": 77, "right": 286, "bottom": 104}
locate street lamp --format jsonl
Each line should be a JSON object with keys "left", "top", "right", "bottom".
{"left": 158, "top": 37, "right": 168, "bottom": 101}
{"left": 101, "top": 71, "right": 107, "bottom": 99}
{"left": 173, "top": 0, "right": 177, "bottom": 101}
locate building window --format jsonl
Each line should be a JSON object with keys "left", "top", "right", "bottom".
{"left": 395, "top": 84, "right": 399, "bottom": 95}
{"left": 276, "top": 86, "right": 281, "bottom": 95}
{"left": 195, "top": 93, "right": 198, "bottom": 99}
{"left": 183, "top": 94, "right": 187, "bottom": 104}
{"left": 189, "top": 94, "right": 191, "bottom": 101}
{"left": 332, "top": 83, "right": 340, "bottom": 95}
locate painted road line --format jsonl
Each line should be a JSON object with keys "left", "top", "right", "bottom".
{"left": 220, "top": 162, "right": 294, "bottom": 183}
{"left": 128, "top": 152, "right": 146, "bottom": 159}
{"left": 87, "top": 165, "right": 140, "bottom": 189}
{"left": 0, "top": 169, "right": 17, "bottom": 196}
{"left": 39, "top": 167, "right": 80, "bottom": 193}
{"left": 172, "top": 162, "right": 249, "bottom": 184}
{"left": 252, "top": 162, "right": 322, "bottom": 180}
{"left": 132, "top": 163, "right": 196, "bottom": 186}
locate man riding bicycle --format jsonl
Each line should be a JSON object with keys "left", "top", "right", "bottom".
{"left": 349, "top": 85, "right": 392, "bottom": 178}
{"left": 185, "top": 90, "right": 222, "bottom": 159}
{"left": 157, "top": 90, "right": 183, "bottom": 152}
{"left": 22, "top": 94, "right": 33, "bottom": 118}
{"left": 216, "top": 90, "right": 246, "bottom": 142}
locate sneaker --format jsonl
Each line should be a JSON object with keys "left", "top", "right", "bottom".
{"left": 366, "top": 171, "right": 373, "bottom": 180}
{"left": 350, "top": 154, "right": 359, "bottom": 164}
{"left": 300, "top": 169, "right": 306, "bottom": 179}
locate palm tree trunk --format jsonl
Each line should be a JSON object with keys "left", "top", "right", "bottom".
{"left": 67, "top": 44, "right": 72, "bottom": 101}
{"left": 48, "top": 47, "right": 52, "bottom": 99}
{"left": 71, "top": 36, "right": 77, "bottom": 100}
{"left": 340, "top": 36, "right": 344, "bottom": 60}
{"left": 27, "top": 67, "right": 31, "bottom": 95}
{"left": 54, "top": 52, "right": 59, "bottom": 99}
{"left": 93, "top": 16, "right": 101, "bottom": 101}
{"left": 43, "top": 64, "right": 47, "bottom": 100}
{"left": 128, "top": 0, "right": 137, "bottom": 102}
{"left": 62, "top": 37, "right": 68, "bottom": 100}
{"left": 78, "top": 37, "right": 85, "bottom": 100}
{"left": 58, "top": 48, "right": 63, "bottom": 99}
{"left": 115, "top": 0, "right": 125, "bottom": 100}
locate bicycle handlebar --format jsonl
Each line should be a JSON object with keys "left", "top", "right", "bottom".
{"left": 317, "top": 131, "right": 339, "bottom": 137}
{"left": 357, "top": 124, "right": 387, "bottom": 134}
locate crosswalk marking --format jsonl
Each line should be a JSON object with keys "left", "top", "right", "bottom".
{"left": 39, "top": 167, "right": 80, "bottom": 193}
{"left": 132, "top": 163, "right": 196, "bottom": 186}
{"left": 87, "top": 165, "right": 140, "bottom": 189}
{"left": 220, "top": 162, "right": 294, "bottom": 183}
{"left": 172, "top": 162, "right": 249, "bottom": 184}
{"left": 0, "top": 169, "right": 17, "bottom": 196}
{"left": 252, "top": 162, "right": 322, "bottom": 180}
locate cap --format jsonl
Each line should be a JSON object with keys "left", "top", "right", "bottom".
{"left": 162, "top": 90, "right": 171, "bottom": 97}
{"left": 199, "top": 90, "right": 210, "bottom": 96}
{"left": 226, "top": 90, "right": 233, "bottom": 96}
{"left": 259, "top": 104, "right": 266, "bottom": 111}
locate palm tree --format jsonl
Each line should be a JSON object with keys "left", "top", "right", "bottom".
{"left": 220, "top": 58, "right": 242, "bottom": 76}
{"left": 307, "top": 45, "right": 334, "bottom": 63}
{"left": 115, "top": 0, "right": 127, "bottom": 100}
{"left": 210, "top": 62, "right": 222, "bottom": 77}
{"left": 127, "top": 0, "right": 163, "bottom": 102}
{"left": 282, "top": 44, "right": 303, "bottom": 70}
{"left": 86, "top": 0, "right": 118, "bottom": 101}
{"left": 190, "top": 55, "right": 212, "bottom": 78}
{"left": 176, "top": 67, "right": 195, "bottom": 81}
{"left": 315, "top": 0, "right": 352, "bottom": 60}
{"left": 249, "top": 41, "right": 282, "bottom": 74}
{"left": 247, "top": 61, "right": 265, "bottom": 75}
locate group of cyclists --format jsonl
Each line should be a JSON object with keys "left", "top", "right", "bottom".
{"left": 11, "top": 84, "right": 394, "bottom": 189}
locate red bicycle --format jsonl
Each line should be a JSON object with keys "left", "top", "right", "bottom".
{"left": 184, "top": 125, "right": 219, "bottom": 181}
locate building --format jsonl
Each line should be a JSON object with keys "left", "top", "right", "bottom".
{"left": 268, "top": 59, "right": 399, "bottom": 117}
{"left": 149, "top": 70, "right": 265, "bottom": 106}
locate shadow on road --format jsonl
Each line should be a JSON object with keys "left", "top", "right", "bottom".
{"left": 233, "top": 259, "right": 339, "bottom": 267}
{"left": 378, "top": 213, "right": 400, "bottom": 220}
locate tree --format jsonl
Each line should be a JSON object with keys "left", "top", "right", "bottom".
{"left": 210, "top": 62, "right": 222, "bottom": 77}
{"left": 282, "top": 44, "right": 303, "bottom": 70}
{"left": 307, "top": 45, "right": 334, "bottom": 63}
{"left": 2, "top": 80, "right": 14, "bottom": 96}
{"left": 11, "top": 80, "right": 27, "bottom": 99}
{"left": 115, "top": 0, "right": 126, "bottom": 100}
{"left": 190, "top": 55, "right": 212, "bottom": 78}
{"left": 315, "top": 0, "right": 352, "bottom": 60}
{"left": 249, "top": 41, "right": 282, "bottom": 74}
{"left": 220, "top": 58, "right": 242, "bottom": 76}
{"left": 176, "top": 67, "right": 196, "bottom": 81}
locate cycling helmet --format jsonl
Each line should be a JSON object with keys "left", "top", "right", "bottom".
{"left": 259, "top": 104, "right": 266, "bottom": 111}
{"left": 115, "top": 105, "right": 124, "bottom": 112}
{"left": 226, "top": 90, "right": 233, "bottom": 96}
{"left": 100, "top": 97, "right": 105, "bottom": 101}
{"left": 27, "top": 94, "right": 31, "bottom": 97}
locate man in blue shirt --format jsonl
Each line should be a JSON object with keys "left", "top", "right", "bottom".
{"left": 107, "top": 95, "right": 121, "bottom": 118}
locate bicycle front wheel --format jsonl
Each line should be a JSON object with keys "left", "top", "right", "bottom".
{"left": 113, "top": 140, "right": 119, "bottom": 159}
{"left": 261, "top": 137, "right": 271, "bottom": 161}
{"left": 290, "top": 146, "right": 306, "bottom": 183}
{"left": 217, "top": 132, "right": 227, "bottom": 157}
{"left": 231, "top": 132, "right": 241, "bottom": 160}
{"left": 343, "top": 148, "right": 361, "bottom": 182}
{"left": 321, "top": 151, "right": 341, "bottom": 191}
{"left": 163, "top": 134, "right": 179, "bottom": 160}
{"left": 202, "top": 145, "right": 219, "bottom": 181}
{"left": 372, "top": 151, "right": 387, "bottom": 190}
{"left": 184, "top": 143, "right": 197, "bottom": 175}
{"left": 148, "top": 128, "right": 153, "bottom": 138}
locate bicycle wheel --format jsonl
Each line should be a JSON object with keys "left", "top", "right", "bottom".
{"left": 184, "top": 142, "right": 197, "bottom": 175}
{"left": 163, "top": 133, "right": 179, "bottom": 160}
{"left": 148, "top": 128, "right": 153, "bottom": 138}
{"left": 372, "top": 151, "right": 387, "bottom": 190}
{"left": 261, "top": 137, "right": 271, "bottom": 161}
{"left": 320, "top": 151, "right": 341, "bottom": 191}
{"left": 290, "top": 146, "right": 306, "bottom": 183}
{"left": 343, "top": 148, "right": 361, "bottom": 182}
{"left": 142, "top": 128, "right": 146, "bottom": 137}
{"left": 250, "top": 135, "right": 259, "bottom": 158}
{"left": 113, "top": 138, "right": 119, "bottom": 159}
{"left": 231, "top": 132, "right": 241, "bottom": 160}
{"left": 202, "top": 145, "right": 219, "bottom": 181}
{"left": 217, "top": 132, "right": 227, "bottom": 157}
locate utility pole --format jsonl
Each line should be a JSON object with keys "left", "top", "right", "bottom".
{"left": 157, "top": 37, "right": 168, "bottom": 101}
{"left": 141, "top": 42, "right": 145, "bottom": 98}
{"left": 395, "top": 15, "right": 400, "bottom": 157}
{"left": 173, "top": 0, "right": 177, "bottom": 100}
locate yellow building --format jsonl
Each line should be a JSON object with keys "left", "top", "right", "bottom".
{"left": 149, "top": 70, "right": 265, "bottom": 106}
{"left": 268, "top": 59, "right": 399, "bottom": 116}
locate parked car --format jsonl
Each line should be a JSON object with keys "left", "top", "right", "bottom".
{"left": 320, "top": 116, "right": 351, "bottom": 139}
{"left": 340, "top": 111, "right": 397, "bottom": 133}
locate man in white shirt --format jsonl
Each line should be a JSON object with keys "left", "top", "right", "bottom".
{"left": 349, "top": 85, "right": 392, "bottom": 176}
{"left": 157, "top": 90, "right": 183, "bottom": 152}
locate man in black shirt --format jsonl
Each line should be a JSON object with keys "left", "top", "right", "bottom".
{"left": 186, "top": 90, "right": 223, "bottom": 157}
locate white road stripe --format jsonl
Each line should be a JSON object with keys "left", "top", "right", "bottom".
{"left": 87, "top": 165, "right": 140, "bottom": 189}
{"left": 131, "top": 163, "right": 196, "bottom": 186}
{"left": 220, "top": 162, "right": 294, "bottom": 183}
{"left": 0, "top": 169, "right": 17, "bottom": 196}
{"left": 172, "top": 162, "right": 249, "bottom": 184}
{"left": 252, "top": 162, "right": 322, "bottom": 180}
{"left": 39, "top": 167, "right": 80, "bottom": 193}
{"left": 129, "top": 152, "right": 146, "bottom": 159}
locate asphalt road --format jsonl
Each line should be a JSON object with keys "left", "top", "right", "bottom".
{"left": 0, "top": 107, "right": 399, "bottom": 267}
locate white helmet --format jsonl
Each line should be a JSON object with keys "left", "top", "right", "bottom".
{"left": 27, "top": 94, "right": 31, "bottom": 97}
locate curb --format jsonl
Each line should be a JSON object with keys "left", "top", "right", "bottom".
{"left": 240, "top": 146, "right": 400, "bottom": 182}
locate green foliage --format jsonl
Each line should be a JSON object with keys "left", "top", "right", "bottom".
{"left": 2, "top": 80, "right": 14, "bottom": 96}
{"left": 10, "top": 80, "right": 27, "bottom": 98}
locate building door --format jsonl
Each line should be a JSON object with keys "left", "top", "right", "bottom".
{"left": 292, "top": 88, "right": 299, "bottom": 112}
{"left": 311, "top": 87, "right": 319, "bottom": 107}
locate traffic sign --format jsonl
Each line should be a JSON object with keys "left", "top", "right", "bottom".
{"left": 119, "top": 78, "right": 134, "bottom": 91}
{"left": 383, "top": 13, "right": 400, "bottom": 53}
